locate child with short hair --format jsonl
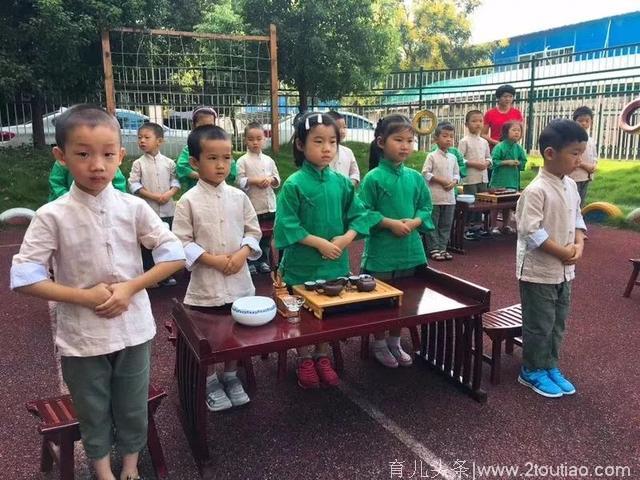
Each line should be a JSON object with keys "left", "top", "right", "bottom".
{"left": 327, "top": 110, "right": 361, "bottom": 186}
{"left": 235, "top": 121, "right": 281, "bottom": 274}
{"left": 128, "top": 122, "right": 181, "bottom": 285}
{"left": 274, "top": 112, "right": 372, "bottom": 388}
{"left": 176, "top": 106, "right": 237, "bottom": 190}
{"left": 48, "top": 159, "right": 127, "bottom": 201}
{"left": 422, "top": 122, "right": 460, "bottom": 261}
{"left": 516, "top": 119, "right": 587, "bottom": 398}
{"left": 489, "top": 121, "right": 527, "bottom": 234}
{"left": 459, "top": 110, "right": 492, "bottom": 239}
{"left": 569, "top": 106, "right": 598, "bottom": 207}
{"left": 359, "top": 114, "right": 434, "bottom": 368}
{"left": 11, "top": 104, "right": 185, "bottom": 480}
{"left": 172, "top": 125, "right": 262, "bottom": 411}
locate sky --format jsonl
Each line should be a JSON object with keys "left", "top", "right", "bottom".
{"left": 470, "top": 0, "right": 640, "bottom": 44}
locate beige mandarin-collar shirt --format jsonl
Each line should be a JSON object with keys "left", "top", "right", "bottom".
{"left": 172, "top": 180, "right": 262, "bottom": 306}
{"left": 10, "top": 184, "right": 185, "bottom": 357}
{"left": 516, "top": 168, "right": 587, "bottom": 284}
{"left": 422, "top": 148, "right": 461, "bottom": 205}
{"left": 235, "top": 152, "right": 281, "bottom": 214}
{"left": 128, "top": 152, "right": 181, "bottom": 217}
{"left": 458, "top": 133, "right": 492, "bottom": 185}
{"left": 330, "top": 144, "right": 361, "bottom": 184}
{"left": 568, "top": 136, "right": 598, "bottom": 183}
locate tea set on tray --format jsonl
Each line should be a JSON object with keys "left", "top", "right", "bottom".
{"left": 303, "top": 274, "right": 377, "bottom": 296}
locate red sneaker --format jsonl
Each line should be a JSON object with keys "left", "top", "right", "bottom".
{"left": 315, "top": 356, "right": 339, "bottom": 387}
{"left": 297, "top": 358, "right": 320, "bottom": 389}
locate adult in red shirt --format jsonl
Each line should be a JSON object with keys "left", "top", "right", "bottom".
{"left": 482, "top": 84, "right": 523, "bottom": 150}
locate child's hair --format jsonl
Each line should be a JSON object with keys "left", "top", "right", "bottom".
{"left": 54, "top": 104, "right": 120, "bottom": 149}
{"left": 434, "top": 121, "right": 455, "bottom": 137}
{"left": 244, "top": 121, "right": 263, "bottom": 137}
{"left": 572, "top": 106, "right": 593, "bottom": 121}
{"left": 495, "top": 84, "right": 516, "bottom": 99}
{"left": 138, "top": 122, "right": 164, "bottom": 139}
{"left": 192, "top": 106, "right": 218, "bottom": 125}
{"left": 538, "top": 119, "right": 588, "bottom": 156}
{"left": 292, "top": 112, "right": 341, "bottom": 167}
{"left": 327, "top": 110, "right": 344, "bottom": 121}
{"left": 465, "top": 110, "right": 483, "bottom": 124}
{"left": 501, "top": 121, "right": 522, "bottom": 141}
{"left": 368, "top": 114, "right": 414, "bottom": 169}
{"left": 187, "top": 125, "right": 230, "bottom": 159}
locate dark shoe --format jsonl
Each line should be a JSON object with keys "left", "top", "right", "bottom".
{"left": 248, "top": 264, "right": 258, "bottom": 275}
{"left": 464, "top": 231, "right": 479, "bottom": 241}
{"left": 258, "top": 262, "right": 272, "bottom": 273}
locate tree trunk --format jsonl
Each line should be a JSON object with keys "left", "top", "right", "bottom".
{"left": 30, "top": 94, "right": 46, "bottom": 148}
{"left": 298, "top": 87, "right": 308, "bottom": 113}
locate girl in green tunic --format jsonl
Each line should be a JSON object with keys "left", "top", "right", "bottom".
{"left": 359, "top": 114, "right": 435, "bottom": 368}
{"left": 489, "top": 121, "right": 527, "bottom": 234}
{"left": 274, "top": 112, "right": 372, "bottom": 389}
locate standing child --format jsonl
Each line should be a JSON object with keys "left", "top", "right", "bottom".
{"left": 327, "top": 111, "right": 361, "bottom": 186}
{"left": 359, "top": 114, "right": 434, "bottom": 368}
{"left": 11, "top": 105, "right": 185, "bottom": 480}
{"left": 489, "top": 121, "right": 527, "bottom": 234}
{"left": 176, "top": 107, "right": 237, "bottom": 191}
{"left": 274, "top": 112, "right": 372, "bottom": 388}
{"left": 128, "top": 122, "right": 181, "bottom": 285}
{"left": 516, "top": 119, "right": 587, "bottom": 398}
{"left": 422, "top": 122, "right": 460, "bottom": 261}
{"left": 236, "top": 121, "right": 281, "bottom": 274}
{"left": 568, "top": 106, "right": 598, "bottom": 207}
{"left": 172, "top": 125, "right": 262, "bottom": 411}
{"left": 459, "top": 110, "right": 492, "bottom": 240}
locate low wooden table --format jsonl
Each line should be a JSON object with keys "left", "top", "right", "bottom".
{"left": 449, "top": 198, "right": 519, "bottom": 254}
{"left": 171, "top": 266, "right": 490, "bottom": 467}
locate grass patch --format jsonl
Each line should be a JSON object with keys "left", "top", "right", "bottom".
{"left": 2, "top": 144, "right": 640, "bottom": 231}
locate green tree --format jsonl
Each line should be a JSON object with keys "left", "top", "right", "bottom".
{"left": 0, "top": 0, "right": 202, "bottom": 147}
{"left": 241, "top": 0, "right": 401, "bottom": 111}
{"left": 399, "top": 0, "right": 494, "bottom": 70}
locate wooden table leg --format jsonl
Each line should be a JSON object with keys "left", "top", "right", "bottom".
{"left": 623, "top": 262, "right": 640, "bottom": 297}
{"left": 277, "top": 350, "right": 287, "bottom": 381}
{"left": 176, "top": 334, "right": 209, "bottom": 465}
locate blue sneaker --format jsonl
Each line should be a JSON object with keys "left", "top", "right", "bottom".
{"left": 547, "top": 368, "right": 576, "bottom": 395}
{"left": 518, "top": 367, "right": 563, "bottom": 398}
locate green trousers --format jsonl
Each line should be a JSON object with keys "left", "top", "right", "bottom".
{"left": 519, "top": 281, "right": 572, "bottom": 370}
{"left": 61, "top": 340, "right": 151, "bottom": 459}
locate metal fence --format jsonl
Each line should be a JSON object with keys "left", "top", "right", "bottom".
{"left": 2, "top": 43, "right": 640, "bottom": 159}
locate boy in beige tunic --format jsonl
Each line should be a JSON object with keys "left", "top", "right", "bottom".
{"left": 516, "top": 119, "right": 587, "bottom": 398}
{"left": 173, "top": 125, "right": 262, "bottom": 412}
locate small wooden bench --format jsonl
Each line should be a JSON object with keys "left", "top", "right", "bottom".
{"left": 482, "top": 304, "right": 523, "bottom": 385}
{"left": 623, "top": 259, "right": 640, "bottom": 298}
{"left": 25, "top": 385, "right": 168, "bottom": 480}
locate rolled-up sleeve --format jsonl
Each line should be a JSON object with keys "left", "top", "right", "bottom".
{"left": 169, "top": 161, "right": 181, "bottom": 189}
{"left": 171, "top": 198, "right": 204, "bottom": 270}
{"left": 236, "top": 157, "right": 249, "bottom": 190}
{"left": 137, "top": 202, "right": 185, "bottom": 263}
{"left": 422, "top": 154, "right": 434, "bottom": 181}
{"left": 128, "top": 159, "right": 143, "bottom": 194}
{"left": 516, "top": 188, "right": 547, "bottom": 251}
{"left": 270, "top": 157, "right": 281, "bottom": 188}
{"left": 242, "top": 195, "right": 263, "bottom": 261}
{"left": 10, "top": 213, "right": 55, "bottom": 289}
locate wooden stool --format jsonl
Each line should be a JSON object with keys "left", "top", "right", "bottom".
{"left": 25, "top": 385, "right": 168, "bottom": 480}
{"left": 623, "top": 259, "right": 640, "bottom": 298}
{"left": 482, "top": 304, "right": 523, "bottom": 385}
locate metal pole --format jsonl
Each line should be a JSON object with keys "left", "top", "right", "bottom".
{"left": 269, "top": 24, "right": 280, "bottom": 154}
{"left": 525, "top": 59, "right": 536, "bottom": 152}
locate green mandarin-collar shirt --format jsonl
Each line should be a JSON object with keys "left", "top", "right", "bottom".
{"left": 359, "top": 158, "right": 434, "bottom": 272}
{"left": 176, "top": 145, "right": 237, "bottom": 191}
{"left": 274, "top": 161, "right": 373, "bottom": 286}
{"left": 48, "top": 161, "right": 127, "bottom": 202}
{"left": 489, "top": 140, "right": 527, "bottom": 190}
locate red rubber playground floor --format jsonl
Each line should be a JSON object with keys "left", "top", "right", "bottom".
{"left": 1, "top": 224, "right": 639, "bottom": 480}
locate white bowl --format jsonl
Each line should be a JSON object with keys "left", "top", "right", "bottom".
{"left": 457, "top": 194, "right": 475, "bottom": 204}
{"left": 231, "top": 296, "right": 277, "bottom": 326}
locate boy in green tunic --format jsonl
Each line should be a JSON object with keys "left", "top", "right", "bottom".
{"left": 48, "top": 160, "right": 127, "bottom": 201}
{"left": 274, "top": 112, "right": 372, "bottom": 389}
{"left": 489, "top": 121, "right": 527, "bottom": 234}
{"left": 359, "top": 114, "right": 434, "bottom": 368}
{"left": 176, "top": 107, "right": 236, "bottom": 191}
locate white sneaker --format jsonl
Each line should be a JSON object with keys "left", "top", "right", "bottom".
{"left": 373, "top": 344, "right": 399, "bottom": 368}
{"left": 224, "top": 376, "right": 250, "bottom": 407}
{"left": 206, "top": 376, "right": 232, "bottom": 412}
{"left": 387, "top": 342, "right": 413, "bottom": 367}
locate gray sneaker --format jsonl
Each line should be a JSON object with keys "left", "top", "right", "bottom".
{"left": 206, "top": 376, "right": 232, "bottom": 412}
{"left": 225, "top": 376, "right": 250, "bottom": 406}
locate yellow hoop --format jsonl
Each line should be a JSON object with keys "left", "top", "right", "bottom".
{"left": 412, "top": 110, "right": 437, "bottom": 136}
